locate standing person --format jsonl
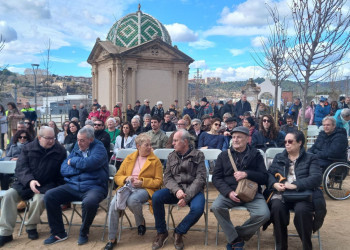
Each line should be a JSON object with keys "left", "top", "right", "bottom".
{"left": 256, "top": 103, "right": 270, "bottom": 122}
{"left": 329, "top": 101, "right": 339, "bottom": 116}
{"left": 235, "top": 95, "right": 252, "bottom": 122}
{"left": 182, "top": 102, "right": 195, "bottom": 119}
{"left": 138, "top": 99, "right": 151, "bottom": 119}
{"left": 6, "top": 102, "right": 24, "bottom": 137}
{"left": 0, "top": 105, "right": 7, "bottom": 150}
{"left": 314, "top": 97, "right": 331, "bottom": 127}
{"left": 145, "top": 116, "right": 168, "bottom": 150}
{"left": 222, "top": 99, "right": 235, "bottom": 119}
{"left": 254, "top": 99, "right": 262, "bottom": 117}
{"left": 298, "top": 103, "right": 315, "bottom": 126}
{"left": 21, "top": 102, "right": 37, "bottom": 125}
{"left": 105, "top": 117, "right": 120, "bottom": 144}
{"left": 113, "top": 102, "right": 122, "bottom": 121}
{"left": 68, "top": 104, "right": 79, "bottom": 121}
{"left": 78, "top": 103, "right": 89, "bottom": 127}
{"left": 134, "top": 100, "right": 141, "bottom": 114}
{"left": 196, "top": 97, "right": 213, "bottom": 119}
{"left": 44, "top": 126, "right": 108, "bottom": 245}
{"left": 212, "top": 101, "right": 220, "bottom": 119}
{"left": 333, "top": 108, "right": 350, "bottom": 136}
{"left": 92, "top": 99, "right": 101, "bottom": 110}
{"left": 99, "top": 105, "right": 111, "bottom": 124}
{"left": 63, "top": 121, "right": 80, "bottom": 152}
{"left": 151, "top": 129, "right": 206, "bottom": 250}
{"left": 93, "top": 119, "right": 111, "bottom": 155}
{"left": 338, "top": 96, "right": 348, "bottom": 109}
{"left": 88, "top": 105, "right": 99, "bottom": 120}
{"left": 211, "top": 126, "right": 270, "bottom": 250}
{"left": 288, "top": 98, "right": 302, "bottom": 124}
{"left": 151, "top": 101, "right": 165, "bottom": 121}
{"left": 194, "top": 101, "right": 200, "bottom": 115}
{"left": 0, "top": 127, "right": 66, "bottom": 247}
{"left": 126, "top": 104, "right": 135, "bottom": 123}
{"left": 160, "top": 112, "right": 176, "bottom": 132}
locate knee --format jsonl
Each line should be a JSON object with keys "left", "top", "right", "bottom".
{"left": 294, "top": 203, "right": 312, "bottom": 217}
{"left": 83, "top": 198, "right": 100, "bottom": 210}
{"left": 44, "top": 189, "right": 55, "bottom": 203}
{"left": 127, "top": 197, "right": 143, "bottom": 210}
{"left": 152, "top": 190, "right": 164, "bottom": 204}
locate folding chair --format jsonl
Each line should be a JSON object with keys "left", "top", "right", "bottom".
{"left": 264, "top": 148, "right": 285, "bottom": 169}
{"left": 165, "top": 131, "right": 173, "bottom": 138}
{"left": 153, "top": 148, "right": 174, "bottom": 161}
{"left": 0, "top": 161, "right": 16, "bottom": 198}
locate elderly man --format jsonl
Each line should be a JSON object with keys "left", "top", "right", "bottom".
{"left": 78, "top": 103, "right": 89, "bottom": 127}
{"left": 0, "top": 127, "right": 66, "bottom": 247}
{"left": 308, "top": 116, "right": 348, "bottom": 171}
{"left": 151, "top": 101, "right": 165, "bottom": 120}
{"left": 151, "top": 129, "right": 206, "bottom": 250}
{"left": 333, "top": 108, "right": 350, "bottom": 136}
{"left": 146, "top": 116, "right": 168, "bottom": 149}
{"left": 166, "top": 119, "right": 196, "bottom": 148}
{"left": 21, "top": 102, "right": 37, "bottom": 124}
{"left": 235, "top": 95, "right": 252, "bottom": 122}
{"left": 138, "top": 99, "right": 151, "bottom": 119}
{"left": 211, "top": 126, "right": 270, "bottom": 250}
{"left": 44, "top": 126, "right": 108, "bottom": 245}
{"left": 93, "top": 118, "right": 111, "bottom": 154}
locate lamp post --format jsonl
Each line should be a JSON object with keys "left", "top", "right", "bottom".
{"left": 31, "top": 64, "right": 39, "bottom": 114}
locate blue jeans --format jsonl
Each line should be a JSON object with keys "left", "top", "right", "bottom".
{"left": 44, "top": 184, "right": 105, "bottom": 236}
{"left": 152, "top": 188, "right": 205, "bottom": 235}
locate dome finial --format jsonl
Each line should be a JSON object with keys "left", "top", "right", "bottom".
{"left": 138, "top": 3, "right": 141, "bottom": 11}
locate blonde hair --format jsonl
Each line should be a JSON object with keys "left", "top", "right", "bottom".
{"left": 135, "top": 133, "right": 151, "bottom": 146}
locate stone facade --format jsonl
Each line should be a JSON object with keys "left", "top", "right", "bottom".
{"left": 241, "top": 78, "right": 261, "bottom": 113}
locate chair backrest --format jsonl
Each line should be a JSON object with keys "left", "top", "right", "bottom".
{"left": 257, "top": 149, "right": 265, "bottom": 158}
{"left": 0, "top": 161, "right": 17, "bottom": 174}
{"left": 307, "top": 125, "right": 318, "bottom": 131}
{"left": 110, "top": 143, "right": 115, "bottom": 152}
{"left": 109, "top": 164, "right": 116, "bottom": 177}
{"left": 0, "top": 149, "right": 2, "bottom": 157}
{"left": 165, "top": 131, "right": 173, "bottom": 138}
{"left": 199, "top": 149, "right": 222, "bottom": 161}
{"left": 116, "top": 148, "right": 137, "bottom": 159}
{"left": 265, "top": 148, "right": 285, "bottom": 169}
{"left": 307, "top": 129, "right": 319, "bottom": 137}
{"left": 153, "top": 148, "right": 174, "bottom": 160}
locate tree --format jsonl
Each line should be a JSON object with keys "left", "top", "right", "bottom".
{"left": 287, "top": 0, "right": 350, "bottom": 132}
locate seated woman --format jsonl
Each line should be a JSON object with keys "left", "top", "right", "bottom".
{"left": 242, "top": 117, "right": 258, "bottom": 145}
{"left": 63, "top": 121, "right": 80, "bottom": 152}
{"left": 57, "top": 121, "right": 70, "bottom": 144}
{"left": 251, "top": 114, "right": 284, "bottom": 151}
{"left": 267, "top": 131, "right": 324, "bottom": 250}
{"left": 141, "top": 114, "right": 152, "bottom": 132}
{"left": 113, "top": 122, "right": 137, "bottom": 169}
{"left": 105, "top": 117, "right": 120, "bottom": 144}
{"left": 104, "top": 133, "right": 163, "bottom": 250}
{"left": 48, "top": 120, "right": 60, "bottom": 139}
{"left": 1, "top": 130, "right": 33, "bottom": 190}
{"left": 198, "top": 118, "right": 225, "bottom": 150}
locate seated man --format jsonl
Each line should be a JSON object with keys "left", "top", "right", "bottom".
{"left": 280, "top": 115, "right": 298, "bottom": 135}
{"left": 0, "top": 126, "right": 66, "bottom": 247}
{"left": 44, "top": 126, "right": 109, "bottom": 245}
{"left": 308, "top": 116, "right": 348, "bottom": 171}
{"left": 93, "top": 118, "right": 111, "bottom": 154}
{"left": 211, "top": 126, "right": 270, "bottom": 250}
{"left": 160, "top": 112, "right": 176, "bottom": 132}
{"left": 146, "top": 116, "right": 168, "bottom": 149}
{"left": 151, "top": 129, "right": 206, "bottom": 250}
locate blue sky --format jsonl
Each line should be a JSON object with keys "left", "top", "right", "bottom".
{"left": 0, "top": 0, "right": 349, "bottom": 81}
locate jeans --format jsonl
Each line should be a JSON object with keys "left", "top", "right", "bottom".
{"left": 44, "top": 184, "right": 105, "bottom": 236}
{"left": 152, "top": 188, "right": 205, "bottom": 235}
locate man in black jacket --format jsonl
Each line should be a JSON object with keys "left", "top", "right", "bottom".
{"left": 211, "top": 126, "right": 270, "bottom": 250}
{"left": 93, "top": 119, "right": 111, "bottom": 155}
{"left": 0, "top": 126, "right": 66, "bottom": 247}
{"left": 68, "top": 104, "right": 79, "bottom": 121}
{"left": 235, "top": 95, "right": 252, "bottom": 122}
{"left": 160, "top": 112, "right": 176, "bottom": 132}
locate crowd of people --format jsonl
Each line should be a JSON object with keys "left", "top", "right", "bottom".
{"left": 0, "top": 94, "right": 348, "bottom": 250}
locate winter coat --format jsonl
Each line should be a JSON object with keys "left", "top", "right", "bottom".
{"left": 126, "top": 109, "right": 135, "bottom": 122}
{"left": 113, "top": 134, "right": 137, "bottom": 155}
{"left": 12, "top": 139, "right": 66, "bottom": 200}
{"left": 333, "top": 109, "right": 350, "bottom": 136}
{"left": 222, "top": 103, "right": 235, "bottom": 117}
{"left": 196, "top": 103, "right": 213, "bottom": 119}
{"left": 4, "top": 142, "right": 27, "bottom": 161}
{"left": 314, "top": 104, "right": 331, "bottom": 124}
{"left": 212, "top": 145, "right": 268, "bottom": 198}
{"left": 160, "top": 121, "right": 176, "bottom": 132}
{"left": 182, "top": 107, "right": 195, "bottom": 119}
{"left": 151, "top": 106, "right": 165, "bottom": 120}
{"left": 251, "top": 130, "right": 285, "bottom": 150}
{"left": 88, "top": 110, "right": 99, "bottom": 120}
{"left": 164, "top": 148, "right": 206, "bottom": 203}
{"left": 0, "top": 111, "right": 7, "bottom": 134}
{"left": 138, "top": 105, "right": 151, "bottom": 118}
{"left": 78, "top": 107, "right": 89, "bottom": 126}
{"left": 113, "top": 106, "right": 122, "bottom": 119}
{"left": 94, "top": 129, "right": 111, "bottom": 154}
{"left": 99, "top": 110, "right": 111, "bottom": 124}
{"left": 288, "top": 103, "right": 302, "bottom": 123}
{"left": 308, "top": 127, "right": 348, "bottom": 167}
{"left": 21, "top": 107, "right": 37, "bottom": 122}
{"left": 68, "top": 109, "right": 79, "bottom": 120}
{"left": 61, "top": 139, "right": 108, "bottom": 195}
{"left": 6, "top": 109, "right": 24, "bottom": 130}
{"left": 198, "top": 132, "right": 225, "bottom": 150}
{"left": 235, "top": 100, "right": 252, "bottom": 119}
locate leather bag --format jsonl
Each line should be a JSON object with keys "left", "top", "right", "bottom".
{"left": 282, "top": 189, "right": 313, "bottom": 203}
{"left": 228, "top": 150, "right": 258, "bottom": 203}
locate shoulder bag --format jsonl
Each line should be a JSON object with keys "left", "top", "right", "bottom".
{"left": 227, "top": 150, "right": 258, "bottom": 203}
{"left": 282, "top": 189, "right": 313, "bottom": 203}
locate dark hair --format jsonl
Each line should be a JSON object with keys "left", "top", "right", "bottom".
{"left": 13, "top": 130, "right": 33, "bottom": 143}
{"left": 62, "top": 120, "right": 70, "bottom": 130}
{"left": 0, "top": 104, "right": 5, "bottom": 113}
{"left": 151, "top": 116, "right": 161, "bottom": 123}
{"left": 244, "top": 117, "right": 255, "bottom": 127}
{"left": 243, "top": 111, "right": 251, "bottom": 117}
{"left": 164, "top": 112, "right": 171, "bottom": 117}
{"left": 340, "top": 96, "right": 346, "bottom": 101}
{"left": 285, "top": 115, "right": 293, "bottom": 121}
{"left": 49, "top": 121, "right": 60, "bottom": 137}
{"left": 331, "top": 101, "right": 338, "bottom": 109}
{"left": 288, "top": 130, "right": 305, "bottom": 148}
{"left": 67, "top": 121, "right": 80, "bottom": 135}
{"left": 24, "top": 118, "right": 36, "bottom": 139}
{"left": 120, "top": 122, "right": 135, "bottom": 137}
{"left": 7, "top": 102, "right": 19, "bottom": 113}
{"left": 211, "top": 117, "right": 221, "bottom": 125}
{"left": 259, "top": 114, "right": 279, "bottom": 140}
{"left": 94, "top": 118, "right": 104, "bottom": 127}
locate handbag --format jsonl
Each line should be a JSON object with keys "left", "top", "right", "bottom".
{"left": 227, "top": 150, "right": 258, "bottom": 203}
{"left": 115, "top": 181, "right": 133, "bottom": 210}
{"left": 282, "top": 189, "right": 313, "bottom": 203}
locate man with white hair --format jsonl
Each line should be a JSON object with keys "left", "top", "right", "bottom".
{"left": 151, "top": 101, "right": 164, "bottom": 120}
{"left": 138, "top": 99, "right": 151, "bottom": 119}
{"left": 0, "top": 126, "right": 66, "bottom": 247}
{"left": 44, "top": 126, "right": 109, "bottom": 245}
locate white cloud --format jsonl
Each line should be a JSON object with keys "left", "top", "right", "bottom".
{"left": 164, "top": 23, "right": 197, "bottom": 42}
{"left": 190, "top": 60, "right": 207, "bottom": 69}
{"left": 189, "top": 39, "right": 215, "bottom": 49}
{"left": 0, "top": 21, "right": 17, "bottom": 42}
{"left": 78, "top": 61, "right": 91, "bottom": 68}
{"left": 0, "top": 0, "right": 51, "bottom": 19}
{"left": 229, "top": 49, "right": 244, "bottom": 56}
{"left": 7, "top": 66, "right": 26, "bottom": 74}
{"left": 202, "top": 66, "right": 267, "bottom": 81}
{"left": 251, "top": 36, "right": 268, "bottom": 47}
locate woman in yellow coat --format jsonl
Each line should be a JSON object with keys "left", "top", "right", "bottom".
{"left": 104, "top": 133, "right": 163, "bottom": 250}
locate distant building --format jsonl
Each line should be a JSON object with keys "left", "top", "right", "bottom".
{"left": 205, "top": 77, "right": 221, "bottom": 84}
{"left": 42, "top": 94, "right": 91, "bottom": 115}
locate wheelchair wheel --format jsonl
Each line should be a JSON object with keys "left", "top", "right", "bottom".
{"left": 323, "top": 162, "right": 350, "bottom": 200}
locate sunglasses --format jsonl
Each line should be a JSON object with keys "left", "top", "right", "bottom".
{"left": 19, "top": 136, "right": 27, "bottom": 139}
{"left": 284, "top": 139, "right": 295, "bottom": 145}
{"left": 214, "top": 123, "right": 221, "bottom": 126}
{"left": 24, "top": 122, "right": 30, "bottom": 125}
{"left": 262, "top": 119, "right": 271, "bottom": 123}
{"left": 94, "top": 123, "right": 103, "bottom": 126}
{"left": 193, "top": 123, "right": 199, "bottom": 126}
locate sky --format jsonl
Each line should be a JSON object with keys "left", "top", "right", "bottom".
{"left": 0, "top": 0, "right": 349, "bottom": 81}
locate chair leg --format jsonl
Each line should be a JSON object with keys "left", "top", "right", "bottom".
{"left": 257, "top": 228, "right": 260, "bottom": 250}
{"left": 67, "top": 204, "right": 76, "bottom": 236}
{"left": 18, "top": 202, "right": 29, "bottom": 236}
{"left": 318, "top": 230, "right": 322, "bottom": 250}
{"left": 216, "top": 222, "right": 220, "bottom": 246}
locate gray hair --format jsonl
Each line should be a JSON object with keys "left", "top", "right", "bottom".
{"left": 107, "top": 117, "right": 116, "bottom": 124}
{"left": 341, "top": 108, "right": 350, "bottom": 119}
{"left": 322, "top": 116, "right": 336, "bottom": 126}
{"left": 71, "top": 117, "right": 79, "bottom": 122}
{"left": 223, "top": 113, "right": 232, "bottom": 118}
{"left": 38, "top": 126, "right": 54, "bottom": 137}
{"left": 176, "top": 129, "right": 191, "bottom": 143}
{"left": 192, "top": 118, "right": 201, "bottom": 126}
{"left": 131, "top": 117, "right": 140, "bottom": 125}
{"left": 143, "top": 114, "right": 151, "bottom": 120}
{"left": 78, "top": 126, "right": 95, "bottom": 139}
{"left": 115, "top": 117, "right": 121, "bottom": 123}
{"left": 85, "top": 120, "right": 94, "bottom": 126}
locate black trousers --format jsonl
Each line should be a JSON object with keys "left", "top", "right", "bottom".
{"left": 270, "top": 199, "right": 313, "bottom": 250}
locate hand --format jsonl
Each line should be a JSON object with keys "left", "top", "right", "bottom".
{"left": 125, "top": 176, "right": 134, "bottom": 183}
{"left": 30, "top": 180, "right": 41, "bottom": 194}
{"left": 273, "top": 183, "right": 285, "bottom": 192}
{"left": 68, "top": 159, "right": 71, "bottom": 165}
{"left": 229, "top": 191, "right": 241, "bottom": 203}
{"left": 177, "top": 198, "right": 187, "bottom": 207}
{"left": 234, "top": 171, "right": 247, "bottom": 181}
{"left": 132, "top": 178, "right": 143, "bottom": 188}
{"left": 10, "top": 158, "right": 18, "bottom": 161}
{"left": 176, "top": 189, "right": 186, "bottom": 199}
{"left": 284, "top": 182, "right": 297, "bottom": 190}
{"left": 200, "top": 146, "right": 208, "bottom": 149}
{"left": 224, "top": 131, "right": 231, "bottom": 136}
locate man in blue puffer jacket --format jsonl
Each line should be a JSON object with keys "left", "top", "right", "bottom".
{"left": 44, "top": 126, "right": 108, "bottom": 246}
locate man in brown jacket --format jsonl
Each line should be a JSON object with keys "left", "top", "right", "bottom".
{"left": 151, "top": 129, "right": 206, "bottom": 250}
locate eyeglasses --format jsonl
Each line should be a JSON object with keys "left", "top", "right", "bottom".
{"left": 94, "top": 123, "right": 103, "bottom": 126}
{"left": 24, "top": 122, "right": 30, "bottom": 125}
{"left": 177, "top": 123, "right": 185, "bottom": 126}
{"left": 284, "top": 139, "right": 295, "bottom": 145}
{"left": 262, "top": 119, "right": 270, "bottom": 123}
{"left": 19, "top": 136, "right": 27, "bottom": 139}
{"left": 193, "top": 123, "right": 199, "bottom": 126}
{"left": 42, "top": 136, "right": 55, "bottom": 141}
{"left": 214, "top": 123, "right": 221, "bottom": 126}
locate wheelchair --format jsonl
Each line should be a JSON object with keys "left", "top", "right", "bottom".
{"left": 322, "top": 158, "right": 350, "bottom": 200}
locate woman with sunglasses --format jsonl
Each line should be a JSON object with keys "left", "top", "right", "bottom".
{"left": 57, "top": 121, "right": 70, "bottom": 144}
{"left": 63, "top": 121, "right": 80, "bottom": 152}
{"left": 266, "top": 130, "right": 325, "bottom": 250}
{"left": 198, "top": 118, "right": 225, "bottom": 150}
{"left": 251, "top": 114, "right": 284, "bottom": 151}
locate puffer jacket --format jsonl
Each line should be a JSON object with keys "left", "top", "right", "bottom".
{"left": 61, "top": 139, "right": 109, "bottom": 196}
{"left": 212, "top": 145, "right": 267, "bottom": 198}
{"left": 164, "top": 148, "right": 206, "bottom": 203}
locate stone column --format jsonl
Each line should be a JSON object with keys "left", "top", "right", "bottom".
{"left": 172, "top": 69, "right": 178, "bottom": 101}
{"left": 112, "top": 60, "right": 117, "bottom": 109}
{"left": 92, "top": 71, "right": 96, "bottom": 99}
{"left": 108, "top": 68, "right": 112, "bottom": 111}
{"left": 131, "top": 67, "right": 137, "bottom": 105}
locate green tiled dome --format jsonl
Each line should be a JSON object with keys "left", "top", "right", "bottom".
{"left": 107, "top": 9, "right": 172, "bottom": 48}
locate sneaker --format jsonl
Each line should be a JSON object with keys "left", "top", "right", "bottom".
{"left": 152, "top": 231, "right": 168, "bottom": 250}
{"left": 77, "top": 234, "right": 88, "bottom": 245}
{"left": 43, "top": 232, "right": 68, "bottom": 245}
{"left": 226, "top": 240, "right": 245, "bottom": 250}
{"left": 174, "top": 232, "right": 184, "bottom": 250}
{"left": 104, "top": 241, "right": 117, "bottom": 250}
{"left": 138, "top": 225, "right": 146, "bottom": 235}
{"left": 0, "top": 235, "right": 13, "bottom": 247}
{"left": 26, "top": 229, "right": 39, "bottom": 240}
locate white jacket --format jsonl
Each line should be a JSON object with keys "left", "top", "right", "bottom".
{"left": 113, "top": 135, "right": 137, "bottom": 155}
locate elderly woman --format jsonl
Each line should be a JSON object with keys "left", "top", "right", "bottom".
{"left": 141, "top": 114, "right": 152, "bottom": 132}
{"left": 333, "top": 108, "right": 350, "bottom": 136}
{"left": 267, "top": 131, "right": 324, "bottom": 250}
{"left": 104, "top": 133, "right": 163, "bottom": 250}
{"left": 105, "top": 117, "right": 120, "bottom": 144}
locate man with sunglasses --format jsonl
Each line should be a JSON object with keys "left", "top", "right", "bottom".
{"left": 0, "top": 126, "right": 66, "bottom": 247}
{"left": 138, "top": 99, "right": 151, "bottom": 121}
{"left": 93, "top": 119, "right": 111, "bottom": 155}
